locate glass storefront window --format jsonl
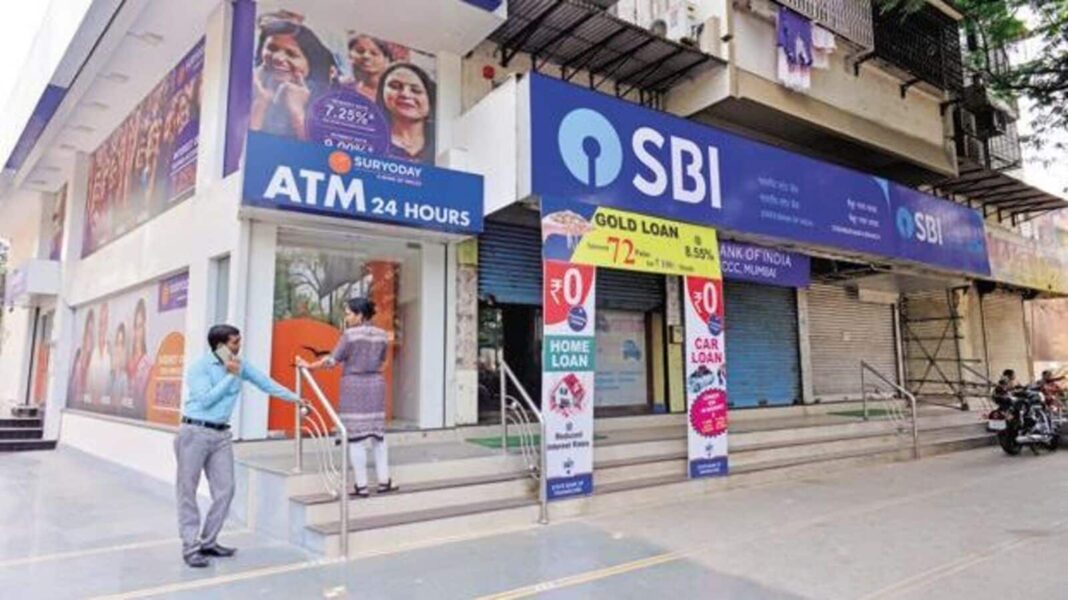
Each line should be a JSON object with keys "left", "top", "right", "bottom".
{"left": 269, "top": 231, "right": 443, "bottom": 434}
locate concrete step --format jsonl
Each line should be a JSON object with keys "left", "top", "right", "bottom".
{"left": 299, "top": 423, "right": 995, "bottom": 557}
{"left": 0, "top": 439, "right": 57, "bottom": 452}
{"left": 291, "top": 422, "right": 987, "bottom": 521}
{"left": 0, "top": 417, "right": 43, "bottom": 429}
{"left": 292, "top": 470, "right": 536, "bottom": 523}
{"left": 305, "top": 428, "right": 996, "bottom": 558}
{"left": 0, "top": 428, "right": 44, "bottom": 440}
{"left": 306, "top": 497, "right": 541, "bottom": 556}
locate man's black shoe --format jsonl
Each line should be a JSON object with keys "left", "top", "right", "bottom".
{"left": 200, "top": 544, "right": 237, "bottom": 557}
{"left": 184, "top": 552, "right": 211, "bottom": 568}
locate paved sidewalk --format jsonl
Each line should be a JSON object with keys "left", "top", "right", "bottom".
{"left": 3, "top": 444, "right": 1066, "bottom": 599}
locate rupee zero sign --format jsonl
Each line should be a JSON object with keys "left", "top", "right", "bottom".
{"left": 542, "top": 260, "right": 596, "bottom": 500}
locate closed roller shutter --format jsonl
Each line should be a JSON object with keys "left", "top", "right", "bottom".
{"left": 981, "top": 291, "right": 1030, "bottom": 380}
{"left": 478, "top": 220, "right": 666, "bottom": 312}
{"left": 725, "top": 281, "right": 801, "bottom": 408}
{"left": 597, "top": 269, "right": 665, "bottom": 312}
{"left": 478, "top": 221, "right": 541, "bottom": 305}
{"left": 809, "top": 283, "right": 898, "bottom": 399}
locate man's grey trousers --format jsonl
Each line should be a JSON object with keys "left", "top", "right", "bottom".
{"left": 174, "top": 423, "right": 235, "bottom": 556}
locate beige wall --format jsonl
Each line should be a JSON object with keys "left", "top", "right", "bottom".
{"left": 716, "top": 0, "right": 955, "bottom": 176}
{"left": 0, "top": 189, "right": 47, "bottom": 406}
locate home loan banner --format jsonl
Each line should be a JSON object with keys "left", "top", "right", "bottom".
{"left": 542, "top": 259, "right": 596, "bottom": 500}
{"left": 684, "top": 275, "right": 729, "bottom": 478}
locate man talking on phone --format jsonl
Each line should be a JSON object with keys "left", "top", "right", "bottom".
{"left": 175, "top": 324, "right": 304, "bottom": 568}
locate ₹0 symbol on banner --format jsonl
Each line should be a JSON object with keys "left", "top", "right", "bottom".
{"left": 544, "top": 261, "right": 595, "bottom": 336}
{"left": 684, "top": 275, "right": 729, "bottom": 479}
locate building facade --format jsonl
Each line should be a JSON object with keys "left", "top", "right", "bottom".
{"left": 1, "top": 0, "right": 1066, "bottom": 489}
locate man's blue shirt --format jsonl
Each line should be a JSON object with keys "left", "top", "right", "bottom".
{"left": 182, "top": 353, "right": 299, "bottom": 424}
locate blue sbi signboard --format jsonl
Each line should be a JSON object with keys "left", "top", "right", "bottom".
{"left": 243, "top": 132, "right": 483, "bottom": 235}
{"left": 529, "top": 74, "right": 990, "bottom": 276}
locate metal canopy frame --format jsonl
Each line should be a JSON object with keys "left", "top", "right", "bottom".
{"left": 490, "top": 0, "right": 724, "bottom": 107}
{"left": 931, "top": 163, "right": 1068, "bottom": 225}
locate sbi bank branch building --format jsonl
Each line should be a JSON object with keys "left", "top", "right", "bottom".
{"left": 2, "top": 0, "right": 1058, "bottom": 554}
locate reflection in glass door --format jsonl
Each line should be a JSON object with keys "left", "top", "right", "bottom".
{"left": 269, "top": 231, "right": 436, "bottom": 435}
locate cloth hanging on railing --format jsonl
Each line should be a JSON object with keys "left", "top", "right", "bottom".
{"left": 776, "top": 6, "right": 813, "bottom": 91}
{"left": 811, "top": 25, "right": 837, "bottom": 70}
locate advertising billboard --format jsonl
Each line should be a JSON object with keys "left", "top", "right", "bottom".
{"left": 528, "top": 74, "right": 990, "bottom": 276}
{"left": 83, "top": 41, "right": 204, "bottom": 256}
{"left": 247, "top": 4, "right": 438, "bottom": 164}
{"left": 66, "top": 272, "right": 188, "bottom": 425}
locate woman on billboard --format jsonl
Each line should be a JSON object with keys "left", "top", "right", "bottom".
{"left": 297, "top": 298, "right": 396, "bottom": 497}
{"left": 128, "top": 298, "right": 154, "bottom": 416}
{"left": 110, "top": 323, "right": 130, "bottom": 409}
{"left": 377, "top": 63, "right": 436, "bottom": 163}
{"left": 88, "top": 303, "right": 113, "bottom": 406}
{"left": 69, "top": 309, "right": 95, "bottom": 406}
{"left": 344, "top": 34, "right": 392, "bottom": 102}
{"left": 249, "top": 19, "right": 335, "bottom": 141}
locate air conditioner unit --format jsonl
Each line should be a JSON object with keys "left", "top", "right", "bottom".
{"left": 649, "top": 0, "right": 700, "bottom": 45}
{"left": 957, "top": 109, "right": 978, "bottom": 136}
{"left": 962, "top": 137, "right": 986, "bottom": 163}
{"left": 963, "top": 84, "right": 1015, "bottom": 140}
{"left": 975, "top": 109, "right": 1009, "bottom": 138}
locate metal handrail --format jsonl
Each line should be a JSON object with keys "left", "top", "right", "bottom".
{"left": 860, "top": 360, "right": 919, "bottom": 460}
{"left": 499, "top": 353, "right": 548, "bottom": 525}
{"left": 294, "top": 365, "right": 350, "bottom": 558}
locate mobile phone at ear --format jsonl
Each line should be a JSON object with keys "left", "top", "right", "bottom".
{"left": 214, "top": 344, "right": 234, "bottom": 364}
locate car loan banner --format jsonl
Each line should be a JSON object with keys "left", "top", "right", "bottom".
{"left": 684, "top": 276, "right": 728, "bottom": 477}
{"left": 542, "top": 196, "right": 727, "bottom": 481}
{"left": 541, "top": 259, "right": 596, "bottom": 500}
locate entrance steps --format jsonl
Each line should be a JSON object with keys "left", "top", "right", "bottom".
{"left": 234, "top": 402, "right": 991, "bottom": 557}
{"left": 0, "top": 411, "right": 55, "bottom": 452}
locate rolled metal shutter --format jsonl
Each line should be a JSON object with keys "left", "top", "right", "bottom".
{"left": 596, "top": 269, "right": 665, "bottom": 312}
{"left": 809, "top": 283, "right": 898, "bottom": 399}
{"left": 725, "top": 281, "right": 801, "bottom": 408}
{"left": 981, "top": 291, "right": 1030, "bottom": 380}
{"left": 478, "top": 222, "right": 542, "bottom": 305}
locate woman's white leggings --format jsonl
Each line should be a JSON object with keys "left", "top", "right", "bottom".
{"left": 349, "top": 437, "right": 390, "bottom": 489}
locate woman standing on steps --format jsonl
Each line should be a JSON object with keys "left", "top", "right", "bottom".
{"left": 298, "top": 298, "right": 397, "bottom": 497}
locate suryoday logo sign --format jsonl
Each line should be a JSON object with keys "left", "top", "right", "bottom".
{"left": 242, "top": 132, "right": 483, "bottom": 234}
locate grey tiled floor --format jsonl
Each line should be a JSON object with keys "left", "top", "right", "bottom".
{"left": 5, "top": 443, "right": 1068, "bottom": 599}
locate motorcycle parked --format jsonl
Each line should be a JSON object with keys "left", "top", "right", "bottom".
{"left": 987, "top": 383, "right": 1062, "bottom": 455}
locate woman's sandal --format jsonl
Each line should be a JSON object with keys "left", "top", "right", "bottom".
{"left": 377, "top": 480, "right": 399, "bottom": 494}
{"left": 351, "top": 486, "right": 370, "bottom": 498}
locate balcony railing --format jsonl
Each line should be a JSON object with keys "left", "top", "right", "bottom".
{"left": 871, "top": 3, "right": 963, "bottom": 94}
{"left": 777, "top": 0, "right": 874, "bottom": 50}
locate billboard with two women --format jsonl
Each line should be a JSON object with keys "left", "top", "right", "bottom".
{"left": 66, "top": 273, "right": 189, "bottom": 425}
{"left": 247, "top": 4, "right": 437, "bottom": 164}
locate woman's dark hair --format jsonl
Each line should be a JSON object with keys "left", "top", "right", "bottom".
{"left": 376, "top": 63, "right": 436, "bottom": 158}
{"left": 347, "top": 34, "right": 394, "bottom": 62}
{"left": 207, "top": 324, "right": 241, "bottom": 349}
{"left": 1002, "top": 369, "right": 1016, "bottom": 378}
{"left": 346, "top": 298, "right": 376, "bottom": 321}
{"left": 255, "top": 20, "right": 336, "bottom": 91}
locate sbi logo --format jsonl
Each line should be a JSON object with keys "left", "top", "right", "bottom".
{"left": 558, "top": 108, "right": 623, "bottom": 187}
{"left": 896, "top": 206, "right": 944, "bottom": 246}
{"left": 556, "top": 108, "right": 722, "bottom": 209}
